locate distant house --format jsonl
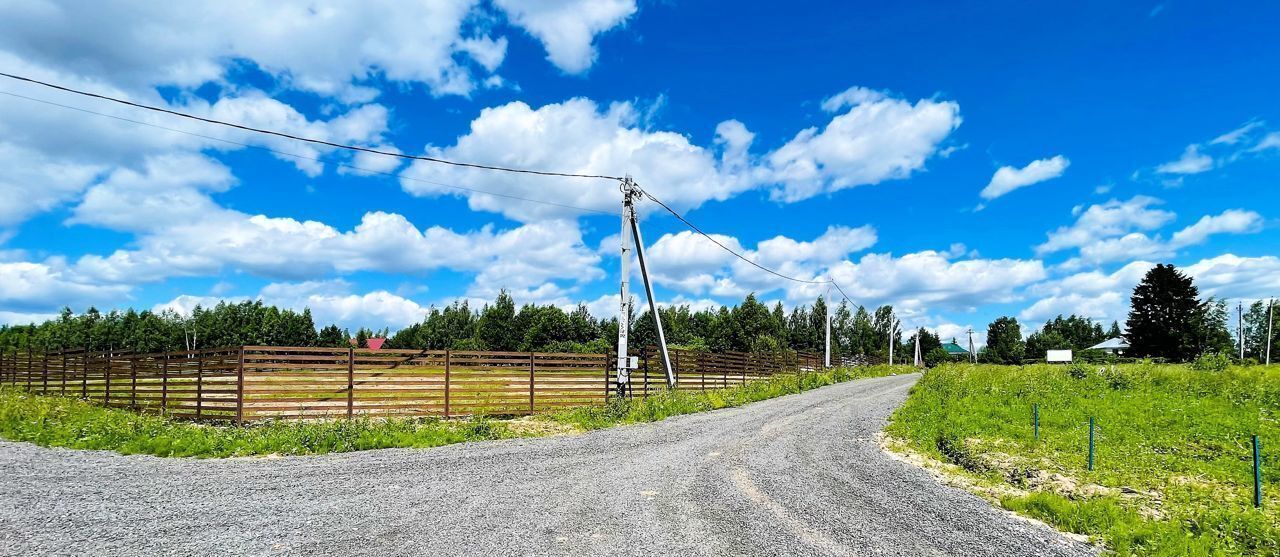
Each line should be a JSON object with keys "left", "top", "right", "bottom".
{"left": 941, "top": 338, "right": 970, "bottom": 358}
{"left": 1088, "top": 337, "right": 1129, "bottom": 355}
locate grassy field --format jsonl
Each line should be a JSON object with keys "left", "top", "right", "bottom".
{"left": 886, "top": 362, "right": 1279, "bottom": 556}
{"left": 0, "top": 364, "right": 907, "bottom": 458}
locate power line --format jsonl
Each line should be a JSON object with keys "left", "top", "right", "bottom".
{"left": 1, "top": 71, "right": 862, "bottom": 303}
{"left": 641, "top": 190, "right": 829, "bottom": 285}
{"left": 0, "top": 89, "right": 617, "bottom": 217}
{"left": 639, "top": 188, "right": 860, "bottom": 307}
{"left": 0, "top": 71, "right": 624, "bottom": 181}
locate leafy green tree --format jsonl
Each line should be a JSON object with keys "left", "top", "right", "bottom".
{"left": 1188, "top": 298, "right": 1233, "bottom": 357}
{"left": 317, "top": 325, "right": 347, "bottom": 347}
{"left": 733, "top": 294, "right": 776, "bottom": 352}
{"left": 1243, "top": 299, "right": 1279, "bottom": 360}
{"left": 870, "top": 306, "right": 898, "bottom": 361}
{"left": 924, "top": 346, "right": 951, "bottom": 368}
{"left": 475, "top": 290, "right": 518, "bottom": 351}
{"left": 983, "top": 316, "right": 1025, "bottom": 364}
{"left": 1025, "top": 329, "right": 1070, "bottom": 360}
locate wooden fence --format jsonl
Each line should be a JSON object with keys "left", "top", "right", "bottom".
{"left": 0, "top": 345, "right": 824, "bottom": 423}
{"left": 616, "top": 346, "right": 825, "bottom": 398}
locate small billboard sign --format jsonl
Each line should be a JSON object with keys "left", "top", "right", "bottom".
{"left": 1046, "top": 349, "right": 1073, "bottom": 363}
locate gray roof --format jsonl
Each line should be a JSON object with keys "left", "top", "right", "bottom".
{"left": 1088, "top": 337, "right": 1129, "bottom": 350}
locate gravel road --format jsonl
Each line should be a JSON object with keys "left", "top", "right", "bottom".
{"left": 0, "top": 373, "right": 1095, "bottom": 556}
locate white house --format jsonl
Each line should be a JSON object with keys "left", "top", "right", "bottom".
{"left": 1088, "top": 337, "right": 1129, "bottom": 355}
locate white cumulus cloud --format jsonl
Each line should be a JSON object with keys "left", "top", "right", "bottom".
{"left": 979, "top": 155, "right": 1069, "bottom": 201}
{"left": 494, "top": 0, "right": 637, "bottom": 74}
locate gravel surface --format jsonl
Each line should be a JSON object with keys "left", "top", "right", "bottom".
{"left": 0, "top": 373, "right": 1096, "bottom": 556}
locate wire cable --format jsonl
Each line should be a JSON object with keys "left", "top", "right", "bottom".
{"left": 0, "top": 73, "right": 861, "bottom": 302}
{"left": 641, "top": 189, "right": 832, "bottom": 284}
{"left": 0, "top": 71, "right": 624, "bottom": 181}
{"left": 0, "top": 89, "right": 618, "bottom": 217}
{"left": 639, "top": 188, "right": 861, "bottom": 308}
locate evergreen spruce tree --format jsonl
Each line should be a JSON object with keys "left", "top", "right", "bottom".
{"left": 1125, "top": 264, "right": 1207, "bottom": 361}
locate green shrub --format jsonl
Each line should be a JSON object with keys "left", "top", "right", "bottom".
{"left": 924, "top": 347, "right": 951, "bottom": 368}
{"left": 1191, "top": 352, "right": 1231, "bottom": 372}
{"left": 1066, "top": 363, "right": 1091, "bottom": 379}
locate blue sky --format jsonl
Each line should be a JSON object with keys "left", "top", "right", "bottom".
{"left": 0, "top": 1, "right": 1277, "bottom": 344}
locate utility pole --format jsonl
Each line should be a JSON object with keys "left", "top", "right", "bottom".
{"left": 888, "top": 318, "right": 900, "bottom": 365}
{"left": 1239, "top": 301, "right": 1245, "bottom": 360}
{"left": 967, "top": 328, "right": 976, "bottom": 364}
{"left": 913, "top": 327, "right": 922, "bottom": 367}
{"left": 1267, "top": 298, "right": 1274, "bottom": 366}
{"left": 616, "top": 180, "right": 634, "bottom": 392}
{"left": 616, "top": 177, "right": 675, "bottom": 395}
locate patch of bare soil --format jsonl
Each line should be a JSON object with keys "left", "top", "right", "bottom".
{"left": 502, "top": 417, "right": 583, "bottom": 437}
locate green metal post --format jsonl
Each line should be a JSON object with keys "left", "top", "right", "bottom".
{"left": 1088, "top": 417, "right": 1096, "bottom": 471}
{"left": 1255, "top": 435, "right": 1263, "bottom": 508}
{"left": 1033, "top": 404, "right": 1040, "bottom": 441}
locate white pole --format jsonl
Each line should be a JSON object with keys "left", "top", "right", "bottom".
{"left": 615, "top": 179, "right": 634, "bottom": 394}
{"left": 888, "top": 319, "right": 898, "bottom": 365}
{"left": 824, "top": 308, "right": 832, "bottom": 368}
{"left": 1267, "top": 298, "right": 1274, "bottom": 366}
{"left": 1239, "top": 302, "right": 1245, "bottom": 359}
{"left": 914, "top": 328, "right": 922, "bottom": 367}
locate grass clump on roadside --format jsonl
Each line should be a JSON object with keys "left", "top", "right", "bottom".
{"left": 548, "top": 364, "right": 906, "bottom": 430}
{"left": 0, "top": 386, "right": 517, "bottom": 458}
{"left": 886, "top": 362, "right": 1280, "bottom": 556}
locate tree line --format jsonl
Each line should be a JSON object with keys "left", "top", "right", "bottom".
{"left": 0, "top": 292, "right": 936, "bottom": 361}
{"left": 979, "top": 264, "right": 1257, "bottom": 364}
{"left": 3, "top": 263, "right": 1264, "bottom": 364}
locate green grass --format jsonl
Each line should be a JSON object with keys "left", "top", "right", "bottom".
{"left": 886, "top": 363, "right": 1280, "bottom": 556}
{"left": 548, "top": 364, "right": 906, "bottom": 430}
{"left": 0, "top": 365, "right": 908, "bottom": 458}
{"left": 0, "top": 386, "right": 516, "bottom": 457}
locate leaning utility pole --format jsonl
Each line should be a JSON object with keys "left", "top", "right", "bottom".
{"left": 615, "top": 177, "right": 675, "bottom": 396}
{"left": 1267, "top": 298, "right": 1274, "bottom": 366}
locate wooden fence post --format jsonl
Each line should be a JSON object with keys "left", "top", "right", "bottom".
{"left": 80, "top": 351, "right": 88, "bottom": 399}
{"left": 103, "top": 352, "right": 111, "bottom": 405}
{"left": 443, "top": 349, "right": 451, "bottom": 418}
{"left": 235, "top": 347, "right": 245, "bottom": 426}
{"left": 196, "top": 352, "right": 204, "bottom": 421}
{"left": 60, "top": 352, "right": 67, "bottom": 395}
{"left": 41, "top": 352, "right": 49, "bottom": 394}
{"left": 347, "top": 347, "right": 354, "bottom": 419}
{"left": 160, "top": 352, "right": 169, "bottom": 412}
{"left": 25, "top": 345, "right": 32, "bottom": 391}
{"left": 128, "top": 358, "right": 136, "bottom": 408}
{"left": 528, "top": 352, "right": 536, "bottom": 413}
{"left": 643, "top": 350, "right": 650, "bottom": 398}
